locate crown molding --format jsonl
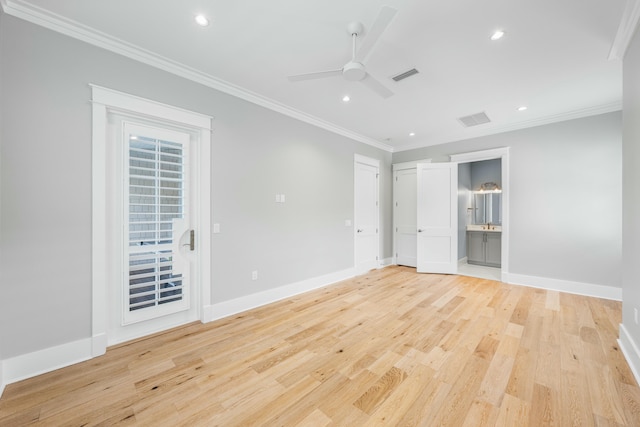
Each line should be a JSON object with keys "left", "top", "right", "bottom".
{"left": 392, "top": 101, "right": 622, "bottom": 153}
{"left": 0, "top": 0, "right": 393, "bottom": 153}
{"left": 609, "top": 0, "right": 640, "bottom": 60}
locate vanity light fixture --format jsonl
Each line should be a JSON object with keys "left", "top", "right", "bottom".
{"left": 195, "top": 14, "right": 210, "bottom": 27}
{"left": 491, "top": 30, "right": 505, "bottom": 41}
{"left": 478, "top": 182, "right": 501, "bottom": 193}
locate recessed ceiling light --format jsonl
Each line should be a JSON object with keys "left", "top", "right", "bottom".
{"left": 195, "top": 14, "right": 210, "bottom": 27}
{"left": 517, "top": 106, "right": 528, "bottom": 111}
{"left": 491, "top": 30, "right": 505, "bottom": 41}
{"left": 342, "top": 95, "right": 350, "bottom": 102}
{"left": 409, "top": 132, "right": 416, "bottom": 136}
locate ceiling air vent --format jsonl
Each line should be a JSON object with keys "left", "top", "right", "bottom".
{"left": 392, "top": 68, "right": 419, "bottom": 82}
{"left": 458, "top": 112, "right": 491, "bottom": 127}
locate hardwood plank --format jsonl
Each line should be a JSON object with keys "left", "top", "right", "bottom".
{"left": 1, "top": 266, "right": 639, "bottom": 426}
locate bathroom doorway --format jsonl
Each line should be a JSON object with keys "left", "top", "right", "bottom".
{"left": 451, "top": 148, "right": 509, "bottom": 282}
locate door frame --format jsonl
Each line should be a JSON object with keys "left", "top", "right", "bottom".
{"left": 91, "top": 85, "right": 212, "bottom": 356}
{"left": 450, "top": 147, "right": 509, "bottom": 281}
{"left": 354, "top": 154, "right": 380, "bottom": 274}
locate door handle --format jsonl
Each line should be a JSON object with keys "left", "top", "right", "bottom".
{"left": 417, "top": 229, "right": 425, "bottom": 233}
{"left": 189, "top": 229, "right": 195, "bottom": 251}
{"left": 357, "top": 229, "right": 363, "bottom": 233}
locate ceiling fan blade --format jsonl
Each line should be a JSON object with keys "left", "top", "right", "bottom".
{"left": 361, "top": 74, "right": 394, "bottom": 99}
{"left": 355, "top": 6, "right": 398, "bottom": 63}
{"left": 287, "top": 69, "right": 342, "bottom": 82}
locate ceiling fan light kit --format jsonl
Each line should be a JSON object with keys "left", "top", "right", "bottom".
{"left": 287, "top": 6, "right": 398, "bottom": 99}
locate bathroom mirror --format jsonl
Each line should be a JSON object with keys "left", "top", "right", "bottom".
{"left": 474, "top": 192, "right": 501, "bottom": 225}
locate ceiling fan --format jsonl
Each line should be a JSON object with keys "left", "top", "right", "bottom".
{"left": 287, "top": 6, "right": 398, "bottom": 99}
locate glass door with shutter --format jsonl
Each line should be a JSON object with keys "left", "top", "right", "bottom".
{"left": 122, "top": 122, "right": 192, "bottom": 325}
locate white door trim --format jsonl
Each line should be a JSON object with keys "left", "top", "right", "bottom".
{"left": 450, "top": 147, "right": 509, "bottom": 280}
{"left": 91, "top": 85, "right": 211, "bottom": 356}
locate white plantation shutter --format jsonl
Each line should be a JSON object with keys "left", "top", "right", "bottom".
{"left": 124, "top": 123, "right": 190, "bottom": 324}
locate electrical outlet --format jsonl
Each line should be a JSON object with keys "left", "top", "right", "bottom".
{"left": 252, "top": 270, "right": 258, "bottom": 281}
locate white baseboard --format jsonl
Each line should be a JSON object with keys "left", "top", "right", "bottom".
{"left": 203, "top": 267, "right": 356, "bottom": 323}
{"left": 619, "top": 323, "right": 640, "bottom": 386}
{"left": 0, "top": 358, "right": 5, "bottom": 398}
{"left": 504, "top": 272, "right": 622, "bottom": 301}
{"left": 2, "top": 337, "right": 93, "bottom": 388}
{"left": 379, "top": 257, "right": 394, "bottom": 268}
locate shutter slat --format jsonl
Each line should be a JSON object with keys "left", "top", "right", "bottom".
{"left": 127, "top": 133, "right": 185, "bottom": 313}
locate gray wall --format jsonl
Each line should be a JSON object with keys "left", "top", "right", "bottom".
{"left": 0, "top": 15, "right": 392, "bottom": 359}
{"left": 394, "top": 111, "right": 622, "bottom": 289}
{"left": 622, "top": 25, "right": 640, "bottom": 354}
{"left": 470, "top": 159, "right": 501, "bottom": 190}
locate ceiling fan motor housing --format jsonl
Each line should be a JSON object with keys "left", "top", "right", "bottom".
{"left": 343, "top": 61, "right": 367, "bottom": 81}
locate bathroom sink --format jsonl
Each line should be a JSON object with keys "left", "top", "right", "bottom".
{"left": 467, "top": 224, "right": 501, "bottom": 232}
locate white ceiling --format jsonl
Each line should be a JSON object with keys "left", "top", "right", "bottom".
{"left": 2, "top": 0, "right": 628, "bottom": 151}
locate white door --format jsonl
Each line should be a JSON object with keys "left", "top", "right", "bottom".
{"left": 394, "top": 168, "right": 417, "bottom": 267}
{"left": 354, "top": 156, "right": 379, "bottom": 274}
{"left": 109, "top": 121, "right": 199, "bottom": 344}
{"left": 417, "top": 162, "right": 458, "bottom": 274}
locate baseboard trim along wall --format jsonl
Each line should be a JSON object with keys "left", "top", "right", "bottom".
{"left": 379, "top": 257, "right": 394, "bottom": 268}
{"left": 0, "top": 359, "right": 5, "bottom": 398}
{"left": 2, "top": 337, "right": 94, "bottom": 390}
{"left": 619, "top": 323, "right": 640, "bottom": 386}
{"left": 203, "top": 267, "right": 357, "bottom": 323}
{"left": 504, "top": 272, "right": 622, "bottom": 301}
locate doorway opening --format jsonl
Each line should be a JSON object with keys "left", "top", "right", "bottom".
{"left": 451, "top": 148, "right": 509, "bottom": 282}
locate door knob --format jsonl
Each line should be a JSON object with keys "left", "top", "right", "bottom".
{"left": 357, "top": 229, "right": 363, "bottom": 233}
{"left": 418, "top": 229, "right": 425, "bottom": 233}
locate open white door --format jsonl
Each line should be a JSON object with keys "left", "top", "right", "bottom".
{"left": 417, "top": 162, "right": 458, "bottom": 274}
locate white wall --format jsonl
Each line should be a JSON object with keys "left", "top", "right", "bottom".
{"left": 0, "top": 14, "right": 392, "bottom": 371}
{"left": 620, "top": 20, "right": 640, "bottom": 381}
{"left": 393, "top": 112, "right": 622, "bottom": 292}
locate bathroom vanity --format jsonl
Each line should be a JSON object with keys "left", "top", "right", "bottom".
{"left": 467, "top": 189, "right": 502, "bottom": 267}
{"left": 466, "top": 224, "right": 501, "bottom": 267}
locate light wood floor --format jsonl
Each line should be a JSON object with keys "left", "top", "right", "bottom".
{"left": 1, "top": 266, "right": 639, "bottom": 426}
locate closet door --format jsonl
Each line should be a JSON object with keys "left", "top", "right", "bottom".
{"left": 394, "top": 168, "right": 417, "bottom": 267}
